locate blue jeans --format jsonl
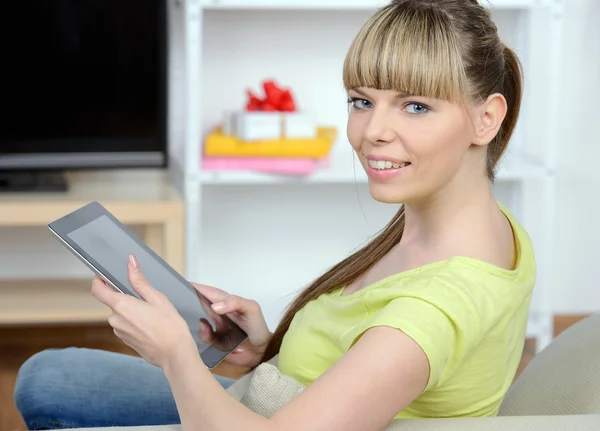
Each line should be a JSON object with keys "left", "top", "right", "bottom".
{"left": 14, "top": 347, "right": 236, "bottom": 430}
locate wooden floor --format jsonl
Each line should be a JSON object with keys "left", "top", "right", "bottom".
{"left": 0, "top": 315, "right": 589, "bottom": 431}
{"left": 0, "top": 325, "right": 133, "bottom": 431}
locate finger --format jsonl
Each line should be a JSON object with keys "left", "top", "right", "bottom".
{"left": 113, "top": 327, "right": 125, "bottom": 341}
{"left": 209, "top": 313, "right": 231, "bottom": 335}
{"left": 211, "top": 313, "right": 232, "bottom": 335}
{"left": 212, "top": 295, "right": 257, "bottom": 316}
{"left": 127, "top": 254, "right": 161, "bottom": 303}
{"left": 107, "top": 312, "right": 122, "bottom": 330}
{"left": 198, "top": 318, "right": 216, "bottom": 345}
{"left": 91, "top": 276, "right": 123, "bottom": 309}
{"left": 191, "top": 283, "right": 230, "bottom": 303}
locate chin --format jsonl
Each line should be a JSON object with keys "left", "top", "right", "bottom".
{"left": 367, "top": 181, "right": 407, "bottom": 204}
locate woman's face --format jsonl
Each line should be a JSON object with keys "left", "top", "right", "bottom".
{"left": 346, "top": 87, "right": 480, "bottom": 205}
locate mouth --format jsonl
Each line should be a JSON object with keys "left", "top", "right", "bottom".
{"left": 364, "top": 157, "right": 411, "bottom": 180}
{"left": 366, "top": 159, "right": 411, "bottom": 170}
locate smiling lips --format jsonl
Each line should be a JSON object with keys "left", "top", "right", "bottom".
{"left": 365, "top": 157, "right": 412, "bottom": 180}
{"left": 367, "top": 160, "right": 410, "bottom": 170}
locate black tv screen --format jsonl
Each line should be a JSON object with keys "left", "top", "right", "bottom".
{"left": 0, "top": 0, "right": 167, "bottom": 170}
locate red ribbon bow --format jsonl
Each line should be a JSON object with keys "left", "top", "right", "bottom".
{"left": 245, "top": 80, "right": 297, "bottom": 112}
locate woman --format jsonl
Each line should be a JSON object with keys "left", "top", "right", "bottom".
{"left": 14, "top": 0, "right": 535, "bottom": 429}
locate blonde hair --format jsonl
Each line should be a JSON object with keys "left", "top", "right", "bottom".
{"left": 261, "top": 0, "right": 523, "bottom": 364}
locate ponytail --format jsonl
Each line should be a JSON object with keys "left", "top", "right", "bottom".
{"left": 261, "top": 207, "right": 406, "bottom": 362}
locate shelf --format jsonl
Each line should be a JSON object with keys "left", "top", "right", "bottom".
{"left": 204, "top": 0, "right": 538, "bottom": 11}
{"left": 206, "top": 0, "right": 388, "bottom": 10}
{"left": 199, "top": 151, "right": 547, "bottom": 185}
{"left": 200, "top": 165, "right": 368, "bottom": 185}
{"left": 0, "top": 279, "right": 110, "bottom": 325}
{"left": 0, "top": 169, "right": 180, "bottom": 204}
{"left": 0, "top": 168, "right": 184, "bottom": 227}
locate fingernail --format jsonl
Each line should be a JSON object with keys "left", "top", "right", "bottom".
{"left": 212, "top": 302, "right": 225, "bottom": 311}
{"left": 129, "top": 254, "right": 139, "bottom": 269}
{"left": 233, "top": 348, "right": 243, "bottom": 353}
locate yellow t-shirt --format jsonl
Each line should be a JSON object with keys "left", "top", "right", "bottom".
{"left": 278, "top": 204, "right": 536, "bottom": 418}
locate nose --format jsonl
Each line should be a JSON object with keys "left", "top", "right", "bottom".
{"left": 364, "top": 108, "right": 396, "bottom": 145}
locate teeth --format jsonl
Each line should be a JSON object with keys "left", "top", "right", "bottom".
{"left": 367, "top": 160, "right": 409, "bottom": 170}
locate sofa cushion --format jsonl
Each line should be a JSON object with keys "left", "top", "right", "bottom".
{"left": 500, "top": 314, "right": 600, "bottom": 416}
{"left": 239, "top": 362, "right": 305, "bottom": 417}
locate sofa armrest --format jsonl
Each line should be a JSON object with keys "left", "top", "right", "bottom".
{"left": 390, "top": 414, "right": 600, "bottom": 430}
{"left": 57, "top": 415, "right": 600, "bottom": 431}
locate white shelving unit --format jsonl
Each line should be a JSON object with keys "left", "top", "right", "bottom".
{"left": 166, "top": 0, "right": 563, "bottom": 351}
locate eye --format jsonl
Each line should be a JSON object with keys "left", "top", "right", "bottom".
{"left": 405, "top": 102, "right": 430, "bottom": 115}
{"left": 347, "top": 97, "right": 372, "bottom": 111}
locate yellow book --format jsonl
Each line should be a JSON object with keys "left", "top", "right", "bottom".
{"left": 204, "top": 127, "right": 337, "bottom": 158}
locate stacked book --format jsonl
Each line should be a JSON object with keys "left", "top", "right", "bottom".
{"left": 202, "top": 80, "right": 336, "bottom": 176}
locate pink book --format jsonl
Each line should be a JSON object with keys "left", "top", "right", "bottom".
{"left": 202, "top": 156, "right": 329, "bottom": 176}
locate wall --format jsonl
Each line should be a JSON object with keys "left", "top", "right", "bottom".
{"left": 552, "top": 0, "right": 600, "bottom": 313}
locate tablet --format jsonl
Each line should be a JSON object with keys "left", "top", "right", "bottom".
{"left": 48, "top": 201, "right": 247, "bottom": 369}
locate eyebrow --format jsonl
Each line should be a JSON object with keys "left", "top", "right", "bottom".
{"left": 350, "top": 88, "right": 412, "bottom": 99}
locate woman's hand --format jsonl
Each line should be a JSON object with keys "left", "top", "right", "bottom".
{"left": 91, "top": 255, "right": 198, "bottom": 369}
{"left": 193, "top": 283, "right": 272, "bottom": 369}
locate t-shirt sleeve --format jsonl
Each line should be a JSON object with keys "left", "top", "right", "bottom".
{"left": 350, "top": 278, "right": 478, "bottom": 391}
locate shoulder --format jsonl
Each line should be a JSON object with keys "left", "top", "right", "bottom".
{"left": 407, "top": 202, "right": 536, "bottom": 316}
{"left": 365, "top": 250, "right": 533, "bottom": 319}
{"left": 344, "top": 259, "right": 529, "bottom": 390}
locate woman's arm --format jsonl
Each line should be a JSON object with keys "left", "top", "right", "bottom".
{"left": 164, "top": 325, "right": 430, "bottom": 431}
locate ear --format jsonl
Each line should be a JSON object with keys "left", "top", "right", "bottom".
{"left": 472, "top": 93, "right": 507, "bottom": 147}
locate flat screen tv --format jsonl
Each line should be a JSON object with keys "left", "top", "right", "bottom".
{"left": 0, "top": 0, "right": 167, "bottom": 192}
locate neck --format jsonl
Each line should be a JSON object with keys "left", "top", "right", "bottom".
{"left": 401, "top": 172, "right": 497, "bottom": 247}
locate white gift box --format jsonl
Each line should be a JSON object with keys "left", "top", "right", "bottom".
{"left": 224, "top": 111, "right": 316, "bottom": 141}
{"left": 283, "top": 112, "right": 316, "bottom": 139}
{"left": 236, "top": 112, "right": 281, "bottom": 141}
{"left": 222, "top": 111, "right": 238, "bottom": 136}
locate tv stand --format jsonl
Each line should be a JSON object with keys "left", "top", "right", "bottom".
{"left": 0, "top": 168, "right": 185, "bottom": 324}
{"left": 0, "top": 170, "right": 68, "bottom": 193}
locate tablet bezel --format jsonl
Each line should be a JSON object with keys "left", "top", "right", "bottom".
{"left": 48, "top": 201, "right": 248, "bottom": 369}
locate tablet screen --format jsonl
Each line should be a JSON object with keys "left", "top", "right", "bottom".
{"left": 54, "top": 206, "right": 247, "bottom": 368}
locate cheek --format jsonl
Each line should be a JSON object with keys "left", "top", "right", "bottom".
{"left": 416, "top": 122, "right": 468, "bottom": 170}
{"left": 346, "top": 114, "right": 363, "bottom": 152}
